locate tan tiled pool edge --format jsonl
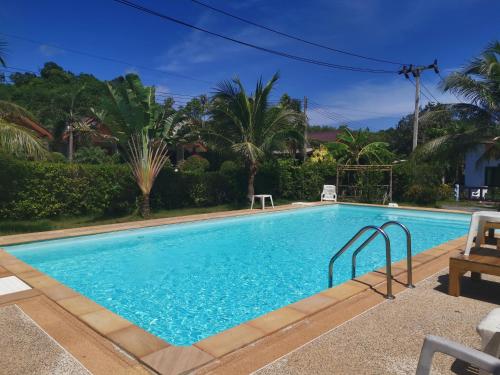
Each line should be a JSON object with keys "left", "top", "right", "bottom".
{"left": 0, "top": 202, "right": 334, "bottom": 246}
{"left": 0, "top": 201, "right": 469, "bottom": 247}
{"left": 0, "top": 204, "right": 470, "bottom": 374}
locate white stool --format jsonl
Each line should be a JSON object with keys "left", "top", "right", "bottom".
{"left": 465, "top": 211, "right": 500, "bottom": 256}
{"left": 250, "top": 194, "right": 274, "bottom": 210}
{"left": 477, "top": 308, "right": 500, "bottom": 374}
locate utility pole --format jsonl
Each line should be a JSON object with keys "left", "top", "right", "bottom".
{"left": 67, "top": 122, "right": 74, "bottom": 162}
{"left": 412, "top": 71, "right": 420, "bottom": 151}
{"left": 399, "top": 60, "right": 439, "bottom": 151}
{"left": 303, "top": 96, "right": 308, "bottom": 161}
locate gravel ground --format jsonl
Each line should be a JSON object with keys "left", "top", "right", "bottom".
{"left": 0, "top": 304, "right": 90, "bottom": 375}
{"left": 256, "top": 270, "right": 500, "bottom": 375}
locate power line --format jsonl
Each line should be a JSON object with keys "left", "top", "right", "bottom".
{"left": 110, "top": 0, "right": 398, "bottom": 74}
{"left": 309, "top": 102, "right": 394, "bottom": 117}
{"left": 0, "top": 32, "right": 214, "bottom": 85}
{"left": 420, "top": 78, "right": 440, "bottom": 103}
{"left": 308, "top": 103, "right": 352, "bottom": 124}
{"left": 310, "top": 102, "right": 353, "bottom": 122}
{"left": 407, "top": 77, "right": 433, "bottom": 102}
{"left": 189, "top": 0, "right": 408, "bottom": 66}
{"left": 437, "top": 71, "right": 463, "bottom": 103}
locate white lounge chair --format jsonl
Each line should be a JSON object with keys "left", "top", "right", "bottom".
{"left": 321, "top": 185, "right": 337, "bottom": 202}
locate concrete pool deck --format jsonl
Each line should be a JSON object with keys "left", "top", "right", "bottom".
{"left": 0, "top": 202, "right": 482, "bottom": 374}
{"left": 255, "top": 270, "right": 500, "bottom": 375}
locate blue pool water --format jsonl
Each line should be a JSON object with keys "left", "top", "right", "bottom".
{"left": 5, "top": 205, "right": 469, "bottom": 345}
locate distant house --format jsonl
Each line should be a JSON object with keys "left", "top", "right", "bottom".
{"left": 18, "top": 116, "right": 53, "bottom": 141}
{"left": 308, "top": 130, "right": 340, "bottom": 144}
{"left": 62, "top": 119, "right": 117, "bottom": 153}
{"left": 464, "top": 143, "right": 500, "bottom": 187}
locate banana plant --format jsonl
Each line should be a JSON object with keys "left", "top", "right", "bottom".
{"left": 106, "top": 75, "right": 171, "bottom": 217}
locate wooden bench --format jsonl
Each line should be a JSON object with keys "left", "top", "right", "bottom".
{"left": 449, "top": 248, "right": 500, "bottom": 297}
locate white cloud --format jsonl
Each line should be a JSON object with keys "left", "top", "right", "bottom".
{"left": 124, "top": 67, "right": 139, "bottom": 75}
{"left": 309, "top": 78, "right": 460, "bottom": 126}
{"left": 38, "top": 44, "right": 64, "bottom": 57}
{"left": 156, "top": 12, "right": 287, "bottom": 74}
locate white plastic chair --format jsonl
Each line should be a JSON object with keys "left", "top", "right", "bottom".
{"left": 416, "top": 335, "right": 500, "bottom": 375}
{"left": 464, "top": 211, "right": 500, "bottom": 255}
{"left": 321, "top": 185, "right": 337, "bottom": 202}
{"left": 472, "top": 188, "right": 488, "bottom": 199}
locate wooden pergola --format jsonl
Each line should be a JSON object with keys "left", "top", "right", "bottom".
{"left": 336, "top": 164, "right": 393, "bottom": 203}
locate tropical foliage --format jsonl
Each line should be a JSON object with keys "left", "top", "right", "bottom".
{"left": 0, "top": 101, "right": 46, "bottom": 159}
{"left": 330, "top": 127, "right": 394, "bottom": 165}
{"left": 416, "top": 41, "right": 499, "bottom": 162}
{"left": 207, "top": 73, "right": 304, "bottom": 198}
{"left": 106, "top": 75, "right": 171, "bottom": 217}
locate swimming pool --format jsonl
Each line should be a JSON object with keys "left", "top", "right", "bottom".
{"left": 5, "top": 205, "right": 469, "bottom": 345}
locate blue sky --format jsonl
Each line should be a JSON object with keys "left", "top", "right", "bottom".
{"left": 1, "top": 0, "right": 498, "bottom": 129}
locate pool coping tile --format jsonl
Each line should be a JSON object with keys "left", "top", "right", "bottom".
{"left": 79, "top": 309, "right": 132, "bottom": 335}
{"left": 320, "top": 279, "right": 369, "bottom": 300}
{"left": 288, "top": 294, "right": 338, "bottom": 315}
{"left": 22, "top": 274, "right": 59, "bottom": 289}
{"left": 40, "top": 284, "right": 80, "bottom": 301}
{"left": 108, "top": 325, "right": 170, "bottom": 358}
{"left": 0, "top": 202, "right": 472, "bottom": 374}
{"left": 141, "top": 345, "right": 214, "bottom": 375}
{"left": 57, "top": 295, "right": 105, "bottom": 316}
{"left": 247, "top": 306, "right": 306, "bottom": 334}
{"left": 195, "top": 323, "right": 266, "bottom": 357}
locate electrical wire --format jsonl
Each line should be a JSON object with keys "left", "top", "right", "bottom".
{"left": 190, "top": 0, "right": 408, "bottom": 66}
{"left": 407, "top": 77, "right": 434, "bottom": 103}
{"left": 0, "top": 32, "right": 214, "bottom": 85}
{"left": 110, "top": 0, "right": 398, "bottom": 74}
{"left": 420, "top": 78, "right": 440, "bottom": 103}
{"left": 438, "top": 71, "right": 464, "bottom": 103}
{"left": 308, "top": 101, "right": 354, "bottom": 122}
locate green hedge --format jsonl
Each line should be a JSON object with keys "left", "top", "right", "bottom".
{"left": 255, "top": 159, "right": 337, "bottom": 200}
{"left": 0, "top": 157, "right": 137, "bottom": 219}
{"left": 0, "top": 156, "right": 337, "bottom": 220}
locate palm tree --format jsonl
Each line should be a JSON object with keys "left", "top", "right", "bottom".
{"left": 417, "top": 41, "right": 499, "bottom": 161}
{"left": 106, "top": 75, "right": 170, "bottom": 217}
{"left": 332, "top": 127, "right": 394, "bottom": 165}
{"left": 0, "top": 101, "right": 46, "bottom": 159}
{"left": 207, "top": 73, "right": 304, "bottom": 198}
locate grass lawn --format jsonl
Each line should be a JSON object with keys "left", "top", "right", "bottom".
{"left": 0, "top": 200, "right": 294, "bottom": 236}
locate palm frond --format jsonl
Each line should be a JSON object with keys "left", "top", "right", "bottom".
{"left": 0, "top": 120, "right": 46, "bottom": 159}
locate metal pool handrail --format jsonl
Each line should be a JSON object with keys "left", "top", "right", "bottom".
{"left": 328, "top": 225, "right": 394, "bottom": 299}
{"left": 351, "top": 221, "right": 414, "bottom": 289}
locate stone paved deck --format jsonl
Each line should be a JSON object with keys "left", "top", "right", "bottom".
{"left": 255, "top": 270, "right": 500, "bottom": 375}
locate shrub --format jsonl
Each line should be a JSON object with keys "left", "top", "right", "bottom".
{"left": 48, "top": 152, "right": 67, "bottom": 163}
{"left": 0, "top": 153, "right": 340, "bottom": 220}
{"left": 74, "top": 146, "right": 120, "bottom": 164}
{"left": 219, "top": 160, "right": 239, "bottom": 174}
{"left": 0, "top": 156, "right": 137, "bottom": 219}
{"left": 437, "top": 184, "right": 453, "bottom": 200}
{"left": 404, "top": 184, "right": 438, "bottom": 205}
{"left": 179, "top": 155, "right": 210, "bottom": 174}
{"left": 255, "top": 158, "right": 336, "bottom": 201}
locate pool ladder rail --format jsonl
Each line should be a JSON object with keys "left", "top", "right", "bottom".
{"left": 328, "top": 221, "right": 414, "bottom": 299}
